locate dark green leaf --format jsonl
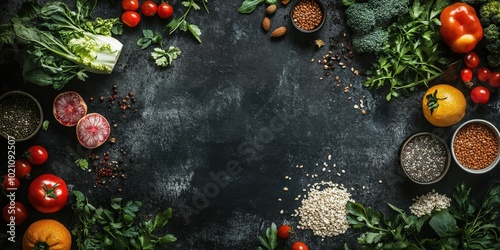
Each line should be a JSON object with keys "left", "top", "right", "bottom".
{"left": 76, "top": 0, "right": 97, "bottom": 20}
{"left": 154, "top": 207, "right": 173, "bottom": 229}
{"left": 157, "top": 234, "right": 177, "bottom": 244}
{"left": 429, "top": 210, "right": 458, "bottom": 237}
{"left": 188, "top": 24, "right": 202, "bottom": 43}
{"left": 265, "top": 0, "right": 278, "bottom": 5}
{"left": 237, "top": 0, "right": 265, "bottom": 14}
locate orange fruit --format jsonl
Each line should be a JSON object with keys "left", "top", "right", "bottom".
{"left": 22, "top": 219, "right": 71, "bottom": 250}
{"left": 422, "top": 84, "right": 466, "bottom": 127}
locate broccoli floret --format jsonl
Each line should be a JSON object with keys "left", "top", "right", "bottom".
{"left": 484, "top": 24, "right": 500, "bottom": 53}
{"left": 456, "top": 0, "right": 489, "bottom": 6}
{"left": 487, "top": 53, "right": 500, "bottom": 68}
{"left": 368, "top": 0, "right": 410, "bottom": 24}
{"left": 351, "top": 28, "right": 389, "bottom": 54}
{"left": 345, "top": 3, "right": 376, "bottom": 35}
{"left": 480, "top": 1, "right": 500, "bottom": 26}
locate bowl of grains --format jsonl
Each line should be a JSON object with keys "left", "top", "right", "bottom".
{"left": 399, "top": 132, "right": 451, "bottom": 184}
{"left": 451, "top": 119, "right": 500, "bottom": 174}
{"left": 0, "top": 91, "right": 43, "bottom": 142}
{"left": 290, "top": 0, "right": 326, "bottom": 33}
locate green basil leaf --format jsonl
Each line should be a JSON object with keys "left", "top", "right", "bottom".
{"left": 237, "top": 0, "right": 265, "bottom": 14}
{"left": 265, "top": 0, "right": 278, "bottom": 5}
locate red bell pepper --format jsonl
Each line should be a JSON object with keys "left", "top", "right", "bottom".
{"left": 440, "top": 3, "right": 483, "bottom": 54}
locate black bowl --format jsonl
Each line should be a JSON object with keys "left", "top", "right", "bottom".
{"left": 289, "top": 0, "right": 326, "bottom": 33}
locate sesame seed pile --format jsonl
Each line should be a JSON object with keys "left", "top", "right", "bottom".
{"left": 409, "top": 189, "right": 451, "bottom": 217}
{"left": 295, "top": 181, "right": 353, "bottom": 237}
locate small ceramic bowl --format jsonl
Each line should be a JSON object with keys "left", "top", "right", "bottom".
{"left": 289, "top": 0, "right": 326, "bottom": 33}
{"left": 0, "top": 91, "right": 44, "bottom": 141}
{"left": 399, "top": 132, "right": 451, "bottom": 184}
{"left": 451, "top": 119, "right": 500, "bottom": 174}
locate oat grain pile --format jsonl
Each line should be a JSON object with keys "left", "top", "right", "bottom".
{"left": 296, "top": 181, "right": 353, "bottom": 237}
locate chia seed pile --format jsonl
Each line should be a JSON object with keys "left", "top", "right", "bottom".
{"left": 401, "top": 134, "right": 448, "bottom": 183}
{"left": 0, "top": 94, "right": 40, "bottom": 139}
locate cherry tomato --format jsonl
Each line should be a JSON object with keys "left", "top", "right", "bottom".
{"left": 292, "top": 241, "right": 309, "bottom": 250}
{"left": 477, "top": 67, "right": 491, "bottom": 82}
{"left": 122, "top": 0, "right": 139, "bottom": 11}
{"left": 461, "top": 68, "right": 473, "bottom": 83}
{"left": 28, "top": 174, "right": 69, "bottom": 213}
{"left": 464, "top": 52, "right": 480, "bottom": 69}
{"left": 157, "top": 3, "right": 174, "bottom": 19}
{"left": 2, "top": 175, "right": 20, "bottom": 192}
{"left": 2, "top": 201, "right": 28, "bottom": 225}
{"left": 470, "top": 86, "right": 490, "bottom": 104}
{"left": 277, "top": 224, "right": 292, "bottom": 239}
{"left": 14, "top": 159, "right": 32, "bottom": 179}
{"left": 122, "top": 11, "right": 141, "bottom": 28}
{"left": 25, "top": 145, "right": 48, "bottom": 165}
{"left": 488, "top": 72, "right": 500, "bottom": 88}
{"left": 141, "top": 0, "right": 158, "bottom": 16}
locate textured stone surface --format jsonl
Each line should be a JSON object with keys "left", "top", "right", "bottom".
{"left": 1, "top": 0, "right": 500, "bottom": 249}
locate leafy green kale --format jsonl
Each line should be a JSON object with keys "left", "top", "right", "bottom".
{"left": 351, "top": 28, "right": 388, "bottom": 54}
{"left": 480, "top": 0, "right": 500, "bottom": 26}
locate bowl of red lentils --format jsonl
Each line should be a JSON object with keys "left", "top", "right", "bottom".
{"left": 290, "top": 0, "right": 326, "bottom": 33}
{"left": 451, "top": 119, "right": 500, "bottom": 174}
{"left": 399, "top": 132, "right": 451, "bottom": 184}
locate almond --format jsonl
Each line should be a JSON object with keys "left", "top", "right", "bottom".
{"left": 262, "top": 17, "right": 271, "bottom": 31}
{"left": 271, "top": 26, "right": 287, "bottom": 37}
{"left": 266, "top": 4, "right": 277, "bottom": 15}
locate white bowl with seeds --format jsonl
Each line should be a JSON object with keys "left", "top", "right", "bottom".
{"left": 399, "top": 132, "right": 451, "bottom": 184}
{"left": 451, "top": 119, "right": 500, "bottom": 174}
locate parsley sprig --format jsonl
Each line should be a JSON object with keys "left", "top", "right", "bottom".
{"left": 165, "top": 0, "right": 209, "bottom": 43}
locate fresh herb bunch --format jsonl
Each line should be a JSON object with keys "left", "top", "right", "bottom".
{"left": 137, "top": 29, "right": 162, "bottom": 49}
{"left": 364, "top": 0, "right": 450, "bottom": 101}
{"left": 151, "top": 47, "right": 182, "bottom": 67}
{"left": 345, "top": 182, "right": 500, "bottom": 249}
{"left": 71, "top": 190, "right": 177, "bottom": 250}
{"left": 257, "top": 222, "right": 278, "bottom": 250}
{"left": 165, "top": 0, "right": 208, "bottom": 43}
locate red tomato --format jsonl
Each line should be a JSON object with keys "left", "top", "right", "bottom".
{"left": 28, "top": 174, "right": 68, "bottom": 213}
{"left": 470, "top": 86, "right": 490, "bottom": 104}
{"left": 141, "top": 0, "right": 158, "bottom": 16}
{"left": 14, "top": 159, "right": 32, "bottom": 179}
{"left": 477, "top": 67, "right": 491, "bottom": 82}
{"left": 157, "top": 3, "right": 174, "bottom": 19}
{"left": 122, "top": 11, "right": 141, "bottom": 28}
{"left": 2, "top": 201, "right": 28, "bottom": 225}
{"left": 122, "top": 0, "right": 139, "bottom": 11}
{"left": 464, "top": 52, "right": 480, "bottom": 69}
{"left": 292, "top": 241, "right": 309, "bottom": 250}
{"left": 2, "top": 175, "right": 20, "bottom": 192}
{"left": 460, "top": 68, "right": 473, "bottom": 83}
{"left": 488, "top": 72, "right": 500, "bottom": 88}
{"left": 26, "top": 145, "right": 48, "bottom": 165}
{"left": 277, "top": 224, "right": 292, "bottom": 239}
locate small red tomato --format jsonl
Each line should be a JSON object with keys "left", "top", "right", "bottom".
{"left": 157, "top": 3, "right": 174, "bottom": 19}
{"left": 122, "top": 0, "right": 139, "bottom": 11}
{"left": 141, "top": 0, "right": 158, "bottom": 16}
{"left": 2, "top": 201, "right": 28, "bottom": 225}
{"left": 14, "top": 159, "right": 32, "bottom": 179}
{"left": 122, "top": 11, "right": 141, "bottom": 27}
{"left": 464, "top": 52, "right": 480, "bottom": 69}
{"left": 25, "top": 145, "right": 48, "bottom": 165}
{"left": 488, "top": 72, "right": 500, "bottom": 88}
{"left": 277, "top": 225, "right": 292, "bottom": 239}
{"left": 292, "top": 241, "right": 309, "bottom": 250}
{"left": 461, "top": 68, "right": 473, "bottom": 83}
{"left": 477, "top": 67, "right": 491, "bottom": 82}
{"left": 470, "top": 86, "right": 490, "bottom": 104}
{"left": 2, "top": 175, "right": 20, "bottom": 192}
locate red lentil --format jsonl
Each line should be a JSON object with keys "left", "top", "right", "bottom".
{"left": 453, "top": 123, "right": 499, "bottom": 170}
{"left": 292, "top": 0, "right": 323, "bottom": 31}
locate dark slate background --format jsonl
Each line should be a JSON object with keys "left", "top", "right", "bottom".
{"left": 1, "top": 0, "right": 500, "bottom": 249}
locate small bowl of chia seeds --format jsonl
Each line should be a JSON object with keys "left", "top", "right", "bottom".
{"left": 451, "top": 119, "right": 500, "bottom": 174}
{"left": 399, "top": 132, "right": 451, "bottom": 184}
{"left": 0, "top": 91, "right": 43, "bottom": 142}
